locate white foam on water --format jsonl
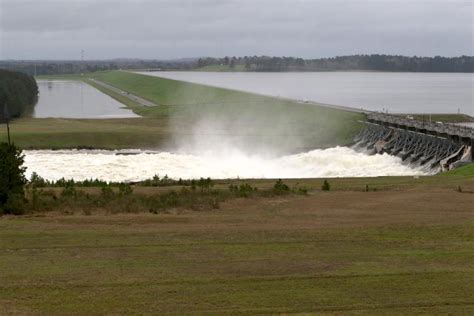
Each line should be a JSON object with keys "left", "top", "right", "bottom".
{"left": 23, "top": 147, "right": 427, "bottom": 182}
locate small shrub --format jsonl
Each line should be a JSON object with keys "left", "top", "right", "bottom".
{"left": 2, "top": 194, "right": 26, "bottom": 215}
{"left": 101, "top": 186, "right": 114, "bottom": 198}
{"left": 274, "top": 179, "right": 290, "bottom": 195}
{"left": 29, "top": 172, "right": 49, "bottom": 188}
{"left": 27, "top": 188, "right": 57, "bottom": 212}
{"left": 291, "top": 182, "right": 309, "bottom": 195}
{"left": 61, "top": 181, "right": 77, "bottom": 198}
{"left": 55, "top": 178, "right": 69, "bottom": 187}
{"left": 321, "top": 180, "right": 331, "bottom": 191}
{"left": 139, "top": 174, "right": 192, "bottom": 187}
{"left": 295, "top": 187, "right": 308, "bottom": 195}
{"left": 31, "top": 187, "right": 39, "bottom": 209}
{"left": 197, "top": 177, "right": 214, "bottom": 193}
{"left": 118, "top": 183, "right": 133, "bottom": 195}
{"left": 230, "top": 183, "right": 257, "bottom": 198}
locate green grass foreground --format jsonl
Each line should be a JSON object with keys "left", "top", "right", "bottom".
{"left": 442, "top": 162, "right": 474, "bottom": 177}
{"left": 0, "top": 71, "right": 363, "bottom": 151}
{"left": 0, "top": 174, "right": 473, "bottom": 314}
{"left": 1, "top": 117, "right": 174, "bottom": 150}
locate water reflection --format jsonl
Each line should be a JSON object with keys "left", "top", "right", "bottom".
{"left": 33, "top": 80, "right": 139, "bottom": 119}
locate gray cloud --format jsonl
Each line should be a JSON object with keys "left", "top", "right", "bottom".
{"left": 1, "top": 0, "right": 472, "bottom": 59}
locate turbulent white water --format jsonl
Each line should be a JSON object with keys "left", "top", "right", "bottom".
{"left": 23, "top": 147, "right": 426, "bottom": 182}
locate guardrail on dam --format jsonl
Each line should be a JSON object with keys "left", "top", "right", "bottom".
{"left": 353, "top": 112, "right": 474, "bottom": 171}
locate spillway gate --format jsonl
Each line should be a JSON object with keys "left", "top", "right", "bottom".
{"left": 353, "top": 113, "right": 474, "bottom": 171}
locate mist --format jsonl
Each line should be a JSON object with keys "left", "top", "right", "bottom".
{"left": 23, "top": 148, "right": 427, "bottom": 182}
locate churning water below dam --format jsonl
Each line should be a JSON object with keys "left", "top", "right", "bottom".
{"left": 24, "top": 147, "right": 428, "bottom": 182}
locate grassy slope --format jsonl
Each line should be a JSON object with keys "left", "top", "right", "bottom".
{"left": 0, "top": 178, "right": 473, "bottom": 314}
{"left": 0, "top": 71, "right": 362, "bottom": 151}
{"left": 89, "top": 71, "right": 363, "bottom": 152}
{"left": 441, "top": 163, "right": 474, "bottom": 177}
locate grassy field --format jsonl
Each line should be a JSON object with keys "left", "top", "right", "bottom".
{"left": 0, "top": 71, "right": 363, "bottom": 151}
{"left": 1, "top": 172, "right": 473, "bottom": 314}
{"left": 441, "top": 163, "right": 474, "bottom": 177}
{"left": 1, "top": 117, "right": 177, "bottom": 150}
{"left": 3, "top": 71, "right": 470, "bottom": 314}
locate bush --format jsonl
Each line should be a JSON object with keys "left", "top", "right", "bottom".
{"left": 101, "top": 186, "right": 114, "bottom": 198}
{"left": 61, "top": 181, "right": 77, "bottom": 198}
{"left": 2, "top": 194, "right": 26, "bottom": 215}
{"left": 321, "top": 180, "right": 331, "bottom": 191}
{"left": 197, "top": 177, "right": 214, "bottom": 192}
{"left": 295, "top": 187, "right": 308, "bottom": 195}
{"left": 139, "top": 174, "right": 192, "bottom": 187}
{"left": 118, "top": 183, "right": 133, "bottom": 195}
{"left": 229, "top": 183, "right": 258, "bottom": 198}
{"left": 29, "top": 172, "right": 49, "bottom": 188}
{"left": 273, "top": 179, "right": 290, "bottom": 195}
{"left": 0, "top": 143, "right": 27, "bottom": 215}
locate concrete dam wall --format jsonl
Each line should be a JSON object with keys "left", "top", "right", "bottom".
{"left": 353, "top": 113, "right": 473, "bottom": 172}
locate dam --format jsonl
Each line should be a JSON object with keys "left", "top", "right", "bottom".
{"left": 354, "top": 112, "right": 474, "bottom": 171}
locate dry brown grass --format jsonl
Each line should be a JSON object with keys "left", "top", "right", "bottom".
{"left": 1, "top": 177, "right": 473, "bottom": 314}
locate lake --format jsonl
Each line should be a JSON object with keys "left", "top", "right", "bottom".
{"left": 139, "top": 71, "right": 474, "bottom": 116}
{"left": 34, "top": 80, "right": 139, "bottom": 118}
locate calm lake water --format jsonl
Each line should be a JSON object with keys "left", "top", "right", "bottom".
{"left": 139, "top": 71, "right": 474, "bottom": 116}
{"left": 34, "top": 80, "right": 139, "bottom": 118}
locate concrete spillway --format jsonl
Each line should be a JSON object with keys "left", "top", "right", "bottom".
{"left": 354, "top": 113, "right": 474, "bottom": 171}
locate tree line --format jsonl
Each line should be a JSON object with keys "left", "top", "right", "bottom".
{"left": 197, "top": 55, "right": 473, "bottom": 72}
{"left": 1, "top": 55, "right": 472, "bottom": 75}
{"left": 0, "top": 69, "right": 38, "bottom": 120}
{"left": 0, "top": 59, "right": 196, "bottom": 76}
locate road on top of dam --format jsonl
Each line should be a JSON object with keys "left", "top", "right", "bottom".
{"left": 88, "top": 78, "right": 158, "bottom": 107}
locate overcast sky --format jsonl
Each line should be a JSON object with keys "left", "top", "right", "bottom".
{"left": 1, "top": 0, "right": 472, "bottom": 60}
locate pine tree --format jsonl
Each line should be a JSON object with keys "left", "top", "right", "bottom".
{"left": 0, "top": 143, "right": 27, "bottom": 215}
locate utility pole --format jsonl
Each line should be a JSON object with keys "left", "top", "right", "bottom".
{"left": 81, "top": 49, "right": 85, "bottom": 75}
{"left": 3, "top": 103, "right": 11, "bottom": 145}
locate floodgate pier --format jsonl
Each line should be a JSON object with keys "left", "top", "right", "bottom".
{"left": 354, "top": 112, "right": 474, "bottom": 171}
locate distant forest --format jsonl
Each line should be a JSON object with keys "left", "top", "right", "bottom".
{"left": 0, "top": 59, "right": 195, "bottom": 76}
{"left": 197, "top": 55, "right": 474, "bottom": 72}
{"left": 0, "top": 69, "right": 38, "bottom": 120}
{"left": 0, "top": 55, "right": 472, "bottom": 75}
